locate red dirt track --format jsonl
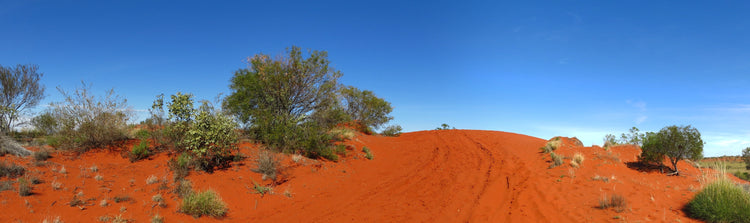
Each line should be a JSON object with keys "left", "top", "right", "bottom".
{"left": 1, "top": 130, "right": 710, "bottom": 222}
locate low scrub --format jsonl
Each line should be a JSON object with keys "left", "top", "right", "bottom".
{"left": 17, "top": 177, "right": 32, "bottom": 196}
{"left": 252, "top": 150, "right": 279, "bottom": 182}
{"left": 571, "top": 153, "right": 584, "bottom": 168}
{"left": 128, "top": 140, "right": 150, "bottom": 162}
{"left": 0, "top": 135, "right": 31, "bottom": 156}
{"left": 687, "top": 164, "right": 750, "bottom": 222}
{"left": 540, "top": 137, "right": 561, "bottom": 153}
{"left": 180, "top": 189, "right": 227, "bottom": 218}
{"left": 0, "top": 161, "right": 26, "bottom": 178}
{"left": 598, "top": 193, "right": 627, "bottom": 212}
{"left": 362, "top": 146, "right": 374, "bottom": 160}
{"left": 549, "top": 152, "right": 563, "bottom": 168}
{"left": 32, "top": 149, "right": 51, "bottom": 161}
{"left": 380, "top": 125, "right": 402, "bottom": 137}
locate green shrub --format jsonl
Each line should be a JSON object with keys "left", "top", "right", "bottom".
{"left": 180, "top": 189, "right": 228, "bottom": 218}
{"left": 251, "top": 180, "right": 272, "bottom": 196}
{"left": 435, "top": 123, "right": 454, "bottom": 130}
{"left": 380, "top": 125, "right": 402, "bottom": 137}
{"left": 0, "top": 161, "right": 25, "bottom": 178}
{"left": 129, "top": 140, "right": 150, "bottom": 162}
{"left": 45, "top": 135, "right": 61, "bottom": 148}
{"left": 362, "top": 146, "right": 374, "bottom": 160}
{"left": 134, "top": 129, "right": 151, "bottom": 140}
{"left": 340, "top": 86, "right": 394, "bottom": 133}
{"left": 31, "top": 112, "right": 58, "bottom": 136}
{"left": 639, "top": 125, "right": 703, "bottom": 175}
{"left": 687, "top": 177, "right": 750, "bottom": 222}
{"left": 48, "top": 82, "right": 132, "bottom": 152}
{"left": 32, "top": 149, "right": 51, "bottom": 161}
{"left": 549, "top": 152, "right": 563, "bottom": 168}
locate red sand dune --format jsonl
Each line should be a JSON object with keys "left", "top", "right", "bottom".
{"left": 0, "top": 130, "right": 713, "bottom": 222}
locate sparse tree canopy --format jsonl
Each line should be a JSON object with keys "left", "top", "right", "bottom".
{"left": 340, "top": 86, "right": 393, "bottom": 133}
{"left": 0, "top": 64, "right": 45, "bottom": 134}
{"left": 639, "top": 125, "right": 704, "bottom": 175}
{"left": 619, "top": 127, "right": 644, "bottom": 146}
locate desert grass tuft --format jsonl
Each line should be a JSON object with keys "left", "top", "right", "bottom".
{"left": 687, "top": 162, "right": 750, "bottom": 222}
{"left": 252, "top": 150, "right": 279, "bottom": 182}
{"left": 180, "top": 189, "right": 227, "bottom": 218}
{"left": 571, "top": 153, "right": 584, "bottom": 168}
{"left": 598, "top": 193, "right": 627, "bottom": 212}
{"left": 362, "top": 146, "right": 374, "bottom": 160}
{"left": 0, "top": 161, "right": 26, "bottom": 178}
{"left": 549, "top": 152, "right": 564, "bottom": 168}
{"left": 540, "top": 138, "right": 561, "bottom": 153}
{"left": 146, "top": 175, "right": 159, "bottom": 185}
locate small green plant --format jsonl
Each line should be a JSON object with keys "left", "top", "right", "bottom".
{"left": 549, "top": 152, "right": 563, "bottom": 168}
{"left": 251, "top": 180, "right": 273, "bottom": 197}
{"left": 362, "top": 146, "right": 374, "bottom": 160}
{"left": 598, "top": 193, "right": 626, "bottom": 212}
{"left": 169, "top": 153, "right": 192, "bottom": 181}
{"left": 0, "top": 161, "right": 26, "bottom": 178}
{"left": 435, "top": 123, "right": 454, "bottom": 130}
{"left": 129, "top": 140, "right": 150, "bottom": 162}
{"left": 180, "top": 189, "right": 227, "bottom": 218}
{"left": 17, "top": 177, "right": 31, "bottom": 196}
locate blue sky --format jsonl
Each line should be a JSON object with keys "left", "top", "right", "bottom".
{"left": 2, "top": 1, "right": 750, "bottom": 156}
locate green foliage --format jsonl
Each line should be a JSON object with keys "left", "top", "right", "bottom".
{"left": 0, "top": 161, "right": 25, "bottom": 178}
{"left": 549, "top": 152, "right": 563, "bottom": 168}
{"left": 48, "top": 82, "right": 132, "bottom": 151}
{"left": 619, "top": 127, "right": 645, "bottom": 146}
{"left": 180, "top": 189, "right": 228, "bottom": 218}
{"left": 362, "top": 146, "right": 374, "bottom": 160}
{"left": 743, "top": 147, "right": 750, "bottom": 170}
{"left": 134, "top": 129, "right": 151, "bottom": 140}
{"left": 540, "top": 138, "right": 561, "bottom": 153}
{"left": 687, "top": 177, "right": 750, "bottom": 222}
{"left": 129, "top": 140, "right": 150, "bottom": 162}
{"left": 380, "top": 125, "right": 402, "bottom": 137}
{"left": 169, "top": 153, "right": 193, "bottom": 181}
{"left": 0, "top": 64, "right": 45, "bottom": 135}
{"left": 224, "top": 46, "right": 345, "bottom": 158}
{"left": 32, "top": 149, "right": 51, "bottom": 161}
{"left": 45, "top": 135, "right": 61, "bottom": 148}
{"left": 639, "top": 125, "right": 704, "bottom": 175}
{"left": 31, "top": 112, "right": 57, "bottom": 136}
{"left": 435, "top": 123, "right": 455, "bottom": 130}
{"left": 603, "top": 134, "right": 618, "bottom": 147}
{"left": 251, "top": 180, "right": 273, "bottom": 196}
{"left": 340, "top": 86, "right": 393, "bottom": 133}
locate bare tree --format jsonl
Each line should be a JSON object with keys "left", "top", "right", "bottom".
{"left": 0, "top": 64, "right": 45, "bottom": 135}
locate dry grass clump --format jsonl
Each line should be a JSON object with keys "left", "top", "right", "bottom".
{"left": 592, "top": 174, "right": 611, "bottom": 183}
{"left": 549, "top": 152, "right": 564, "bottom": 168}
{"left": 595, "top": 150, "right": 620, "bottom": 162}
{"left": 252, "top": 150, "right": 280, "bottom": 181}
{"left": 32, "top": 149, "right": 51, "bottom": 161}
{"left": 362, "top": 146, "right": 374, "bottom": 160}
{"left": 146, "top": 175, "right": 159, "bottom": 185}
{"left": 0, "top": 161, "right": 26, "bottom": 178}
{"left": 540, "top": 137, "right": 562, "bottom": 153}
{"left": 598, "top": 193, "right": 627, "bottom": 212}
{"left": 571, "top": 153, "right": 584, "bottom": 168}
{"left": 17, "top": 177, "right": 32, "bottom": 196}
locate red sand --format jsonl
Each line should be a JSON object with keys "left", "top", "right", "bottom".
{"left": 0, "top": 130, "right": 714, "bottom": 222}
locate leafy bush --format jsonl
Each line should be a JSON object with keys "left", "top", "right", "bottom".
{"left": 48, "top": 82, "right": 132, "bottom": 151}
{"left": 380, "top": 125, "right": 402, "bottom": 137}
{"left": 639, "top": 125, "right": 703, "bottom": 175}
{"left": 0, "top": 161, "right": 25, "bottom": 178}
{"left": 603, "top": 134, "right": 618, "bottom": 148}
{"left": 340, "top": 86, "right": 393, "bottom": 133}
{"left": 180, "top": 189, "right": 228, "bottom": 218}
{"left": 31, "top": 112, "right": 57, "bottom": 136}
{"left": 224, "top": 46, "right": 346, "bottom": 158}
{"left": 362, "top": 146, "right": 374, "bottom": 160}
{"left": 129, "top": 140, "right": 150, "bottom": 162}
{"left": 687, "top": 178, "right": 750, "bottom": 222}
{"left": 153, "top": 93, "right": 238, "bottom": 171}
{"left": 133, "top": 129, "right": 150, "bottom": 140}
